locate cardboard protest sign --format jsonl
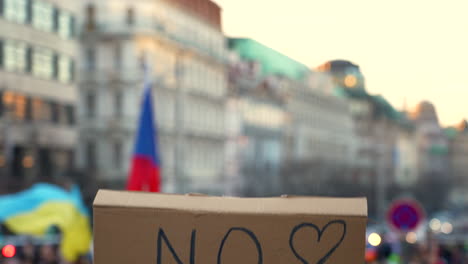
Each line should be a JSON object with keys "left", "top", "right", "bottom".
{"left": 93, "top": 190, "right": 367, "bottom": 264}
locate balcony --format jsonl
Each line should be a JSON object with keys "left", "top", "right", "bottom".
{"left": 83, "top": 21, "right": 226, "bottom": 63}
{"left": 79, "top": 68, "right": 143, "bottom": 85}
{"left": 0, "top": 122, "right": 77, "bottom": 148}
{"left": 80, "top": 115, "right": 175, "bottom": 135}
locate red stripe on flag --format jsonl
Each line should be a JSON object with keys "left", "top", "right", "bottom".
{"left": 126, "top": 155, "right": 161, "bottom": 192}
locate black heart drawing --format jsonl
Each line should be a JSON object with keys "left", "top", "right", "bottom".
{"left": 289, "top": 220, "right": 347, "bottom": 264}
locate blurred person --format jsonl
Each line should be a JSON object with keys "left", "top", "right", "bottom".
{"left": 18, "top": 239, "right": 37, "bottom": 264}
{"left": 376, "top": 240, "right": 393, "bottom": 263}
{"left": 408, "top": 254, "right": 423, "bottom": 264}
{"left": 451, "top": 244, "right": 465, "bottom": 264}
{"left": 74, "top": 255, "right": 91, "bottom": 264}
{"left": 37, "top": 244, "right": 59, "bottom": 264}
{"left": 3, "top": 257, "right": 21, "bottom": 264}
{"left": 439, "top": 246, "right": 452, "bottom": 264}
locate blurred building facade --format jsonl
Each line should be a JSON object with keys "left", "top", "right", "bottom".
{"left": 409, "top": 101, "right": 449, "bottom": 176}
{"left": 285, "top": 72, "right": 354, "bottom": 166}
{"left": 77, "top": 0, "right": 227, "bottom": 193}
{"left": 0, "top": 0, "right": 79, "bottom": 193}
{"left": 317, "top": 60, "right": 424, "bottom": 217}
{"left": 225, "top": 51, "right": 286, "bottom": 196}
{"left": 318, "top": 60, "right": 402, "bottom": 186}
{"left": 446, "top": 120, "right": 468, "bottom": 206}
{"left": 227, "top": 39, "right": 356, "bottom": 196}
{"left": 394, "top": 124, "right": 419, "bottom": 187}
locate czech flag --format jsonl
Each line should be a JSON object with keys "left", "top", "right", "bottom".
{"left": 126, "top": 76, "right": 161, "bottom": 192}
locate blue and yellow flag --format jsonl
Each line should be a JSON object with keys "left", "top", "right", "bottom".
{"left": 0, "top": 183, "right": 92, "bottom": 261}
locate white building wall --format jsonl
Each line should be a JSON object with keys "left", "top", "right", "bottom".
{"left": 79, "top": 0, "right": 227, "bottom": 193}
{"left": 287, "top": 78, "right": 355, "bottom": 166}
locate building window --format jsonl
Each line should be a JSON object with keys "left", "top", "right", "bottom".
{"left": 85, "top": 140, "right": 96, "bottom": 169}
{"left": 58, "top": 55, "right": 71, "bottom": 83}
{"left": 86, "top": 48, "right": 96, "bottom": 70}
{"left": 14, "top": 94, "right": 26, "bottom": 121}
{"left": 41, "top": 101, "right": 52, "bottom": 122}
{"left": 2, "top": 91, "right": 14, "bottom": 117}
{"left": 69, "top": 60, "right": 75, "bottom": 81}
{"left": 12, "top": 146, "right": 26, "bottom": 179}
{"left": 0, "top": 41, "right": 3, "bottom": 68}
{"left": 114, "top": 44, "right": 122, "bottom": 70}
{"left": 58, "top": 104, "right": 67, "bottom": 125}
{"left": 25, "top": 0, "right": 32, "bottom": 23}
{"left": 126, "top": 7, "right": 134, "bottom": 25}
{"left": 32, "top": 0, "right": 53, "bottom": 32}
{"left": 52, "top": 53, "right": 59, "bottom": 79}
{"left": 85, "top": 4, "right": 95, "bottom": 31}
{"left": 32, "top": 47, "right": 53, "bottom": 79}
{"left": 65, "top": 105, "right": 75, "bottom": 125}
{"left": 0, "top": 91, "right": 3, "bottom": 117}
{"left": 85, "top": 92, "right": 96, "bottom": 118}
{"left": 24, "top": 97, "right": 32, "bottom": 121}
{"left": 4, "top": 0, "right": 27, "bottom": 23}
{"left": 25, "top": 46, "right": 32, "bottom": 73}
{"left": 113, "top": 141, "right": 122, "bottom": 168}
{"left": 32, "top": 98, "right": 43, "bottom": 121}
{"left": 58, "top": 11, "right": 72, "bottom": 38}
{"left": 52, "top": 7, "right": 59, "bottom": 32}
{"left": 0, "top": 0, "right": 4, "bottom": 17}
{"left": 50, "top": 102, "right": 59, "bottom": 124}
{"left": 4, "top": 40, "right": 26, "bottom": 72}
{"left": 114, "top": 91, "right": 122, "bottom": 118}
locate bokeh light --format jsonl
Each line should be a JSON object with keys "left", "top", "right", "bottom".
{"left": 441, "top": 222, "right": 453, "bottom": 234}
{"left": 344, "top": 75, "right": 357, "bottom": 88}
{"left": 2, "top": 245, "right": 16, "bottom": 258}
{"left": 429, "top": 218, "right": 441, "bottom": 231}
{"left": 368, "top": 232, "right": 382, "bottom": 247}
{"left": 406, "top": 232, "right": 417, "bottom": 244}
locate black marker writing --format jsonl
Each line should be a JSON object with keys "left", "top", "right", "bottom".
{"left": 157, "top": 228, "right": 196, "bottom": 264}
{"left": 289, "top": 220, "right": 347, "bottom": 264}
{"left": 217, "top": 227, "right": 263, "bottom": 264}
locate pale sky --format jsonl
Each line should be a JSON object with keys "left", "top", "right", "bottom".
{"left": 213, "top": 0, "right": 468, "bottom": 126}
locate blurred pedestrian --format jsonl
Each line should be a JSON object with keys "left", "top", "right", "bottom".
{"left": 18, "top": 239, "right": 36, "bottom": 264}
{"left": 440, "top": 246, "right": 453, "bottom": 264}
{"left": 3, "top": 257, "right": 21, "bottom": 264}
{"left": 75, "top": 255, "right": 91, "bottom": 264}
{"left": 452, "top": 244, "right": 465, "bottom": 264}
{"left": 375, "top": 240, "right": 393, "bottom": 263}
{"left": 37, "top": 244, "right": 59, "bottom": 264}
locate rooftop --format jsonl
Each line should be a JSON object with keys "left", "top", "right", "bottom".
{"left": 334, "top": 86, "right": 402, "bottom": 122}
{"left": 228, "top": 38, "right": 310, "bottom": 80}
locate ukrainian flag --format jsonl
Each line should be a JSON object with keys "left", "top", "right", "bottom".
{"left": 0, "top": 183, "right": 92, "bottom": 262}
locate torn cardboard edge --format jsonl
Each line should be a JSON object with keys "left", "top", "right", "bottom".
{"left": 94, "top": 190, "right": 367, "bottom": 217}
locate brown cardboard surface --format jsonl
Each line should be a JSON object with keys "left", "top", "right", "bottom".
{"left": 94, "top": 190, "right": 367, "bottom": 264}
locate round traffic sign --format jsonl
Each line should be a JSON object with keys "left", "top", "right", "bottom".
{"left": 387, "top": 199, "right": 425, "bottom": 232}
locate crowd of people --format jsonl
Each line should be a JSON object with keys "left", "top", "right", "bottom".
{"left": 2, "top": 242, "right": 91, "bottom": 264}
{"left": 368, "top": 239, "right": 468, "bottom": 264}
